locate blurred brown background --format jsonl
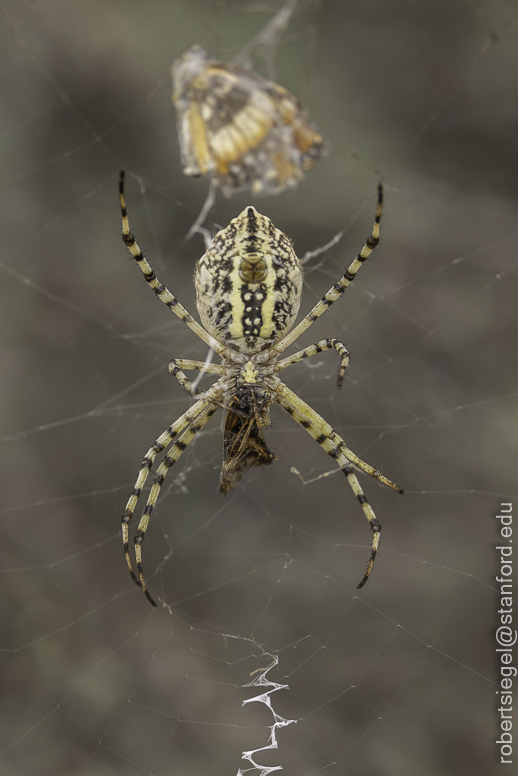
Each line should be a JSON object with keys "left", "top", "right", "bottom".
{"left": 1, "top": 1, "right": 516, "bottom": 774}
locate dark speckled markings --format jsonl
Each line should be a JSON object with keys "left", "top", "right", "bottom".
{"left": 240, "top": 284, "right": 265, "bottom": 338}
{"left": 194, "top": 205, "right": 303, "bottom": 354}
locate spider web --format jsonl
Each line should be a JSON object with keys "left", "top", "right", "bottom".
{"left": 1, "top": 1, "right": 517, "bottom": 775}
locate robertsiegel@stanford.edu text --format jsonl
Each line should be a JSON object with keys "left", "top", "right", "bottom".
{"left": 496, "top": 502, "right": 515, "bottom": 764}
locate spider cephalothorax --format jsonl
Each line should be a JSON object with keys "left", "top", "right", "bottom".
{"left": 119, "top": 171, "right": 403, "bottom": 606}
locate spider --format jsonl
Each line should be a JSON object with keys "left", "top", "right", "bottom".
{"left": 119, "top": 171, "right": 403, "bottom": 606}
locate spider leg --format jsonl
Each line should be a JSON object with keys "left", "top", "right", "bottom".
{"left": 274, "top": 378, "right": 403, "bottom": 588}
{"left": 119, "top": 171, "right": 228, "bottom": 357}
{"left": 274, "top": 338, "right": 350, "bottom": 388}
{"left": 273, "top": 184, "right": 383, "bottom": 357}
{"left": 168, "top": 359, "right": 256, "bottom": 420}
{"left": 132, "top": 400, "right": 219, "bottom": 606}
{"left": 340, "top": 466, "right": 381, "bottom": 588}
{"left": 168, "top": 358, "right": 224, "bottom": 397}
{"left": 121, "top": 394, "right": 220, "bottom": 603}
{"left": 275, "top": 380, "right": 403, "bottom": 491}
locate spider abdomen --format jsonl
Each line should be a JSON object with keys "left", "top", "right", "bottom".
{"left": 195, "top": 206, "right": 303, "bottom": 353}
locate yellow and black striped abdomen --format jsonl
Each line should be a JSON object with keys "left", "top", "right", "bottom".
{"left": 195, "top": 206, "right": 303, "bottom": 353}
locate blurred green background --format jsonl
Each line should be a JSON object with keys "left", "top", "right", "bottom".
{"left": 1, "top": 1, "right": 516, "bottom": 774}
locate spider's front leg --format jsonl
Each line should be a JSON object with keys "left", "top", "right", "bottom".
{"left": 119, "top": 170, "right": 226, "bottom": 356}
{"left": 272, "top": 183, "right": 383, "bottom": 359}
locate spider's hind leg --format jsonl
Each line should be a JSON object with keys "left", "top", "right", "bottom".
{"left": 121, "top": 397, "right": 218, "bottom": 606}
{"left": 274, "top": 378, "right": 403, "bottom": 588}
{"left": 341, "top": 464, "right": 381, "bottom": 588}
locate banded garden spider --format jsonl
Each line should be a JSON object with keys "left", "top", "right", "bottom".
{"left": 119, "top": 172, "right": 403, "bottom": 606}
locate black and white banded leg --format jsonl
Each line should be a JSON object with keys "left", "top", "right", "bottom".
{"left": 274, "top": 377, "right": 403, "bottom": 588}
{"left": 168, "top": 358, "right": 224, "bottom": 396}
{"left": 133, "top": 401, "right": 218, "bottom": 606}
{"left": 273, "top": 184, "right": 383, "bottom": 357}
{"left": 275, "top": 338, "right": 350, "bottom": 388}
{"left": 122, "top": 398, "right": 218, "bottom": 605}
{"left": 119, "top": 171, "right": 225, "bottom": 356}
